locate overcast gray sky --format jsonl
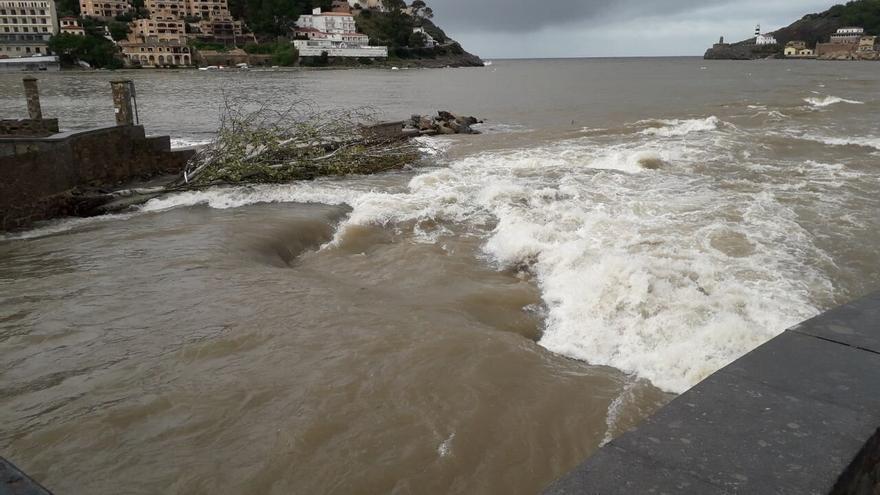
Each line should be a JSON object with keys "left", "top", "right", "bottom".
{"left": 427, "top": 0, "right": 837, "bottom": 58}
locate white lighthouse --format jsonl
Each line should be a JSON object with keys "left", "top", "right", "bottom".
{"left": 755, "top": 24, "right": 778, "bottom": 45}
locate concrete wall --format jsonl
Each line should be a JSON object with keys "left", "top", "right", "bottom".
{"left": 0, "top": 125, "right": 193, "bottom": 230}
{"left": 0, "top": 119, "right": 59, "bottom": 137}
{"left": 817, "top": 43, "right": 879, "bottom": 60}
{"left": 546, "top": 291, "right": 880, "bottom": 494}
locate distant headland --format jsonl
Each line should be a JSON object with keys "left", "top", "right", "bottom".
{"left": 704, "top": 0, "right": 879, "bottom": 61}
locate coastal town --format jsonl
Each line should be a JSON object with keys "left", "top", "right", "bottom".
{"left": 707, "top": 21, "right": 879, "bottom": 61}
{"left": 0, "top": 0, "right": 476, "bottom": 70}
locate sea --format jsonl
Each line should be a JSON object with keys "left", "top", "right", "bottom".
{"left": 1, "top": 58, "right": 879, "bottom": 494}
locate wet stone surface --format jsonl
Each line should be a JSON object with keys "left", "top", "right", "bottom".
{"left": 546, "top": 291, "right": 880, "bottom": 495}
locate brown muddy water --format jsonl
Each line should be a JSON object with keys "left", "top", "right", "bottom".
{"left": 1, "top": 59, "right": 880, "bottom": 494}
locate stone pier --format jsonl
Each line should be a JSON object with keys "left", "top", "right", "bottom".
{"left": 546, "top": 291, "right": 880, "bottom": 494}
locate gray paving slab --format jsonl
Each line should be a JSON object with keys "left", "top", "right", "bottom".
{"left": 545, "top": 445, "right": 721, "bottom": 495}
{"left": 0, "top": 458, "right": 52, "bottom": 495}
{"left": 606, "top": 368, "right": 875, "bottom": 494}
{"left": 722, "top": 330, "right": 880, "bottom": 416}
{"left": 790, "top": 291, "right": 880, "bottom": 353}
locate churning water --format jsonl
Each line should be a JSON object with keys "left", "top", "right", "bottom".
{"left": 1, "top": 59, "right": 879, "bottom": 494}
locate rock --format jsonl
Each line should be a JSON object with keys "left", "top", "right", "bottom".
{"left": 437, "top": 125, "right": 456, "bottom": 135}
{"left": 455, "top": 116, "right": 478, "bottom": 127}
{"left": 437, "top": 111, "right": 456, "bottom": 122}
{"left": 418, "top": 117, "right": 434, "bottom": 131}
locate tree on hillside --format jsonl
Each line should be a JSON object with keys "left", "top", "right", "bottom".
{"left": 381, "top": 0, "right": 405, "bottom": 11}
{"left": 410, "top": 0, "right": 432, "bottom": 19}
{"left": 48, "top": 33, "right": 123, "bottom": 69}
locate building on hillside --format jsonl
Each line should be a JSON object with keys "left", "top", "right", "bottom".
{"left": 195, "top": 16, "right": 250, "bottom": 44}
{"left": 130, "top": 15, "right": 186, "bottom": 42}
{"left": 296, "top": 8, "right": 357, "bottom": 34}
{"left": 292, "top": 38, "right": 388, "bottom": 58}
{"left": 830, "top": 27, "right": 865, "bottom": 44}
{"left": 292, "top": 7, "right": 386, "bottom": 58}
{"left": 784, "top": 41, "right": 812, "bottom": 57}
{"left": 60, "top": 16, "right": 85, "bottom": 35}
{"left": 79, "top": 0, "right": 132, "bottom": 19}
{"left": 412, "top": 26, "right": 435, "bottom": 48}
{"left": 145, "top": 0, "right": 231, "bottom": 20}
{"left": 118, "top": 38, "right": 191, "bottom": 66}
{"left": 859, "top": 35, "right": 877, "bottom": 52}
{"left": 0, "top": 0, "right": 57, "bottom": 58}
{"left": 753, "top": 24, "right": 777, "bottom": 45}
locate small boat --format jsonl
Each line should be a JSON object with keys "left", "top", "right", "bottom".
{"left": 391, "top": 66, "right": 400, "bottom": 71}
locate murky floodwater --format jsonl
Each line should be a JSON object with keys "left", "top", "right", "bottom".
{"left": 1, "top": 59, "right": 879, "bottom": 494}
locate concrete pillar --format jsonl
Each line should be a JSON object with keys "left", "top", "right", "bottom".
{"left": 22, "top": 76, "right": 42, "bottom": 120}
{"left": 110, "top": 80, "right": 134, "bottom": 126}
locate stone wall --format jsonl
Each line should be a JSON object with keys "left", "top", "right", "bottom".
{"left": 0, "top": 119, "right": 60, "bottom": 137}
{"left": 0, "top": 126, "right": 193, "bottom": 231}
{"left": 816, "top": 43, "right": 880, "bottom": 60}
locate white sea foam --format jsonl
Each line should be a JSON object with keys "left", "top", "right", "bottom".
{"left": 170, "top": 137, "right": 213, "bottom": 149}
{"left": 799, "top": 134, "right": 880, "bottom": 151}
{"left": 803, "top": 95, "right": 864, "bottom": 108}
{"left": 0, "top": 213, "right": 137, "bottom": 241}
{"left": 125, "top": 118, "right": 838, "bottom": 393}
{"left": 639, "top": 116, "right": 721, "bottom": 137}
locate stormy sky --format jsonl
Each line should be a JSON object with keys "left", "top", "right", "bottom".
{"left": 426, "top": 0, "right": 837, "bottom": 58}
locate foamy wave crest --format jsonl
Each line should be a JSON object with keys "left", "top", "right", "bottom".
{"left": 140, "top": 183, "right": 363, "bottom": 212}
{"left": 800, "top": 134, "right": 880, "bottom": 151}
{"left": 803, "top": 96, "right": 864, "bottom": 108}
{"left": 322, "top": 136, "right": 827, "bottom": 393}
{"left": 170, "top": 137, "right": 214, "bottom": 149}
{"left": 640, "top": 116, "right": 721, "bottom": 137}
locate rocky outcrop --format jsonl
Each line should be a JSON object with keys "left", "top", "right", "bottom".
{"left": 404, "top": 111, "right": 483, "bottom": 136}
{"left": 704, "top": 43, "right": 779, "bottom": 60}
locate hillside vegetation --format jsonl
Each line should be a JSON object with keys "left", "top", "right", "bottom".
{"left": 771, "top": 0, "right": 880, "bottom": 47}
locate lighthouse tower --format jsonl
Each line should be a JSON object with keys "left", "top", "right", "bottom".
{"left": 755, "top": 24, "right": 761, "bottom": 37}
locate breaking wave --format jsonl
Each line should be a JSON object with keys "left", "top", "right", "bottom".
{"left": 639, "top": 116, "right": 722, "bottom": 137}
{"left": 799, "top": 134, "right": 880, "bottom": 151}
{"left": 129, "top": 121, "right": 846, "bottom": 393}
{"left": 803, "top": 95, "right": 864, "bottom": 108}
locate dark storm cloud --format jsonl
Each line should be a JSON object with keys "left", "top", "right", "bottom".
{"left": 426, "top": 0, "right": 716, "bottom": 32}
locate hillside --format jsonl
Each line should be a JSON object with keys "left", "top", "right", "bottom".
{"left": 705, "top": 0, "right": 880, "bottom": 59}
{"left": 226, "top": 0, "right": 481, "bottom": 66}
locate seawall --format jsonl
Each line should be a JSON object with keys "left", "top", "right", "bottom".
{"left": 546, "top": 291, "right": 880, "bottom": 494}
{"left": 0, "top": 125, "right": 193, "bottom": 231}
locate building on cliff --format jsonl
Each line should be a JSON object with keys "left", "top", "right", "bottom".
{"left": 754, "top": 24, "right": 777, "bottom": 45}
{"left": 79, "top": 0, "right": 131, "bottom": 19}
{"left": 859, "top": 36, "right": 877, "bottom": 53}
{"left": 116, "top": 0, "right": 251, "bottom": 67}
{"left": 59, "top": 16, "right": 85, "bottom": 36}
{"left": 0, "top": 0, "right": 57, "bottom": 57}
{"left": 830, "top": 27, "right": 865, "bottom": 44}
{"left": 293, "top": 7, "right": 387, "bottom": 58}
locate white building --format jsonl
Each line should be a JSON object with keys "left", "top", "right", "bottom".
{"left": 293, "top": 7, "right": 386, "bottom": 58}
{"left": 293, "top": 38, "right": 387, "bottom": 58}
{"left": 412, "top": 26, "right": 436, "bottom": 47}
{"left": 59, "top": 16, "right": 85, "bottom": 35}
{"left": 830, "top": 27, "right": 865, "bottom": 44}
{"left": 0, "top": 53, "right": 59, "bottom": 70}
{"left": 0, "top": 0, "right": 57, "bottom": 58}
{"left": 296, "top": 8, "right": 357, "bottom": 34}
